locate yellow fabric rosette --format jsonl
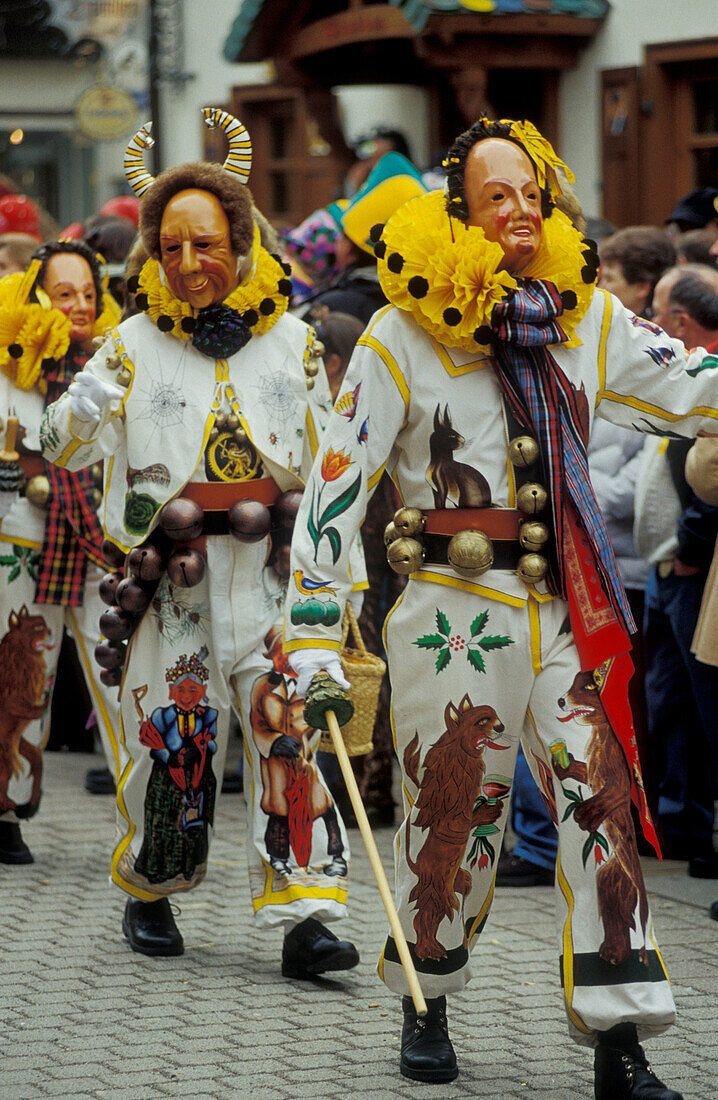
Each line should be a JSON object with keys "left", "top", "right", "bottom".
{"left": 375, "top": 189, "right": 594, "bottom": 352}
{"left": 503, "top": 119, "right": 576, "bottom": 196}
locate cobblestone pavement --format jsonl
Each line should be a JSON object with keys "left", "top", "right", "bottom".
{"left": 1, "top": 751, "right": 717, "bottom": 1100}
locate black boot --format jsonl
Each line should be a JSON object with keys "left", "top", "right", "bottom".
{"left": 281, "top": 917, "right": 359, "bottom": 979}
{"left": 265, "top": 813, "right": 292, "bottom": 875}
{"left": 122, "top": 897, "right": 184, "bottom": 957}
{"left": 594, "top": 1023, "right": 683, "bottom": 1099}
{"left": 0, "top": 822, "right": 33, "bottom": 864}
{"left": 84, "top": 767, "right": 116, "bottom": 795}
{"left": 400, "top": 995, "right": 458, "bottom": 1083}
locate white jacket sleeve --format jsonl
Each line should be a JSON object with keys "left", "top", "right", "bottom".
{"left": 285, "top": 316, "right": 408, "bottom": 654}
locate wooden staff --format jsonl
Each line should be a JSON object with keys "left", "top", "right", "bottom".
{"left": 325, "top": 707, "right": 427, "bottom": 1017}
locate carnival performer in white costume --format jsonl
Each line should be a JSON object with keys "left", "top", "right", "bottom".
{"left": 285, "top": 118, "right": 712, "bottom": 1097}
{"left": 40, "top": 110, "right": 363, "bottom": 978}
{"left": 0, "top": 240, "right": 123, "bottom": 865}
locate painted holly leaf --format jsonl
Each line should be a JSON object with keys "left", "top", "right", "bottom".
{"left": 414, "top": 633, "right": 449, "bottom": 650}
{"left": 8, "top": 565, "right": 20, "bottom": 582}
{"left": 436, "top": 608, "right": 450, "bottom": 636}
{"left": 470, "top": 610, "right": 489, "bottom": 636}
{"left": 318, "top": 471, "right": 362, "bottom": 528}
{"left": 478, "top": 634, "right": 513, "bottom": 651}
{"left": 467, "top": 648, "right": 486, "bottom": 674}
{"left": 0, "top": 554, "right": 18, "bottom": 566}
{"left": 435, "top": 647, "right": 451, "bottom": 673}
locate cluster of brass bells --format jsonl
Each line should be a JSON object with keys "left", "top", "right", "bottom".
{"left": 510, "top": 435, "right": 550, "bottom": 584}
{"left": 209, "top": 410, "right": 248, "bottom": 446}
{"left": 384, "top": 507, "right": 426, "bottom": 575}
{"left": 101, "top": 344, "right": 132, "bottom": 388}
{"left": 304, "top": 337, "right": 324, "bottom": 392}
{"left": 23, "top": 462, "right": 103, "bottom": 512}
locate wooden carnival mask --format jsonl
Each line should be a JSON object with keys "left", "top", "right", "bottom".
{"left": 464, "top": 138, "right": 544, "bottom": 275}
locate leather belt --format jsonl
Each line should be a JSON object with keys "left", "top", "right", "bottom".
{"left": 422, "top": 531, "right": 522, "bottom": 571}
{"left": 180, "top": 476, "right": 280, "bottom": 510}
{"left": 423, "top": 508, "right": 523, "bottom": 539}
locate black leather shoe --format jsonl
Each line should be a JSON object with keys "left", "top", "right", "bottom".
{"left": 281, "top": 917, "right": 359, "bottom": 979}
{"left": 400, "top": 995, "right": 458, "bottom": 1082}
{"left": 687, "top": 851, "right": 718, "bottom": 879}
{"left": 495, "top": 852, "right": 554, "bottom": 887}
{"left": 84, "top": 767, "right": 116, "bottom": 795}
{"left": 709, "top": 900, "right": 718, "bottom": 922}
{"left": 0, "top": 822, "right": 33, "bottom": 864}
{"left": 122, "top": 897, "right": 184, "bottom": 957}
{"left": 595, "top": 1023, "right": 683, "bottom": 1099}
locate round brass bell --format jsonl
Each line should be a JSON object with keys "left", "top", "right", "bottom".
{"left": 234, "top": 426, "right": 248, "bottom": 445}
{"left": 305, "top": 377, "right": 315, "bottom": 391}
{"left": 167, "top": 547, "right": 206, "bottom": 588}
{"left": 516, "top": 552, "right": 549, "bottom": 585}
{"left": 517, "top": 482, "right": 548, "bottom": 515}
{"left": 92, "top": 336, "right": 104, "bottom": 350}
{"left": 117, "top": 367, "right": 132, "bottom": 387}
{"left": 24, "top": 474, "right": 50, "bottom": 509}
{"left": 305, "top": 359, "right": 320, "bottom": 378}
{"left": 519, "top": 521, "right": 550, "bottom": 552}
{"left": 128, "top": 544, "right": 164, "bottom": 581}
{"left": 209, "top": 427, "right": 219, "bottom": 443}
{"left": 384, "top": 521, "right": 400, "bottom": 548}
{"left": 105, "top": 352, "right": 122, "bottom": 371}
{"left": 91, "top": 463, "right": 103, "bottom": 487}
{"left": 392, "top": 507, "right": 425, "bottom": 538}
{"left": 387, "top": 537, "right": 424, "bottom": 575}
{"left": 215, "top": 412, "right": 227, "bottom": 429}
{"left": 312, "top": 340, "right": 325, "bottom": 357}
{"left": 158, "top": 498, "right": 204, "bottom": 541}
{"left": 226, "top": 412, "right": 239, "bottom": 431}
{"left": 508, "top": 436, "right": 539, "bottom": 467}
{"left": 90, "top": 488, "right": 103, "bottom": 511}
{"left": 447, "top": 529, "right": 494, "bottom": 577}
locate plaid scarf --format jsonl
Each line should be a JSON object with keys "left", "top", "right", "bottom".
{"left": 491, "top": 279, "right": 634, "bottom": 636}
{"left": 490, "top": 281, "right": 659, "bottom": 855}
{"left": 34, "top": 348, "right": 105, "bottom": 607}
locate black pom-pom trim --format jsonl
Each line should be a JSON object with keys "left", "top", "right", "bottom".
{"left": 373, "top": 241, "right": 386, "bottom": 261}
{"left": 443, "top": 308, "right": 461, "bottom": 327}
{"left": 281, "top": 261, "right": 292, "bottom": 276}
{"left": 580, "top": 265, "right": 594, "bottom": 284}
{"left": 157, "top": 314, "right": 174, "bottom": 332}
{"left": 560, "top": 290, "right": 578, "bottom": 311}
{"left": 278, "top": 278, "right": 293, "bottom": 297}
{"left": 181, "top": 316, "right": 196, "bottom": 334}
{"left": 8, "top": 343, "right": 23, "bottom": 359}
{"left": 135, "top": 292, "right": 149, "bottom": 311}
{"left": 126, "top": 275, "right": 140, "bottom": 294}
{"left": 369, "top": 223, "right": 384, "bottom": 244}
{"left": 474, "top": 325, "right": 493, "bottom": 345}
{"left": 259, "top": 298, "right": 276, "bottom": 316}
{"left": 243, "top": 309, "right": 259, "bottom": 327}
{"left": 407, "top": 276, "right": 429, "bottom": 299}
{"left": 387, "top": 252, "right": 404, "bottom": 274}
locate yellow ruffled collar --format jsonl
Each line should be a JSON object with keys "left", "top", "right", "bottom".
{"left": 374, "top": 190, "right": 596, "bottom": 352}
{"left": 0, "top": 261, "right": 121, "bottom": 392}
{"left": 135, "top": 234, "right": 292, "bottom": 347}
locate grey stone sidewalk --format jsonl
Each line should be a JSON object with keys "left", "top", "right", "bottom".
{"left": 1, "top": 750, "right": 717, "bottom": 1100}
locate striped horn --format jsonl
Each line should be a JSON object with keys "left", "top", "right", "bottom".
{"left": 202, "top": 107, "right": 252, "bottom": 184}
{"left": 124, "top": 123, "right": 155, "bottom": 197}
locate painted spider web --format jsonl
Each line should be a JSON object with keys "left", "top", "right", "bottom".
{"left": 133, "top": 348, "right": 188, "bottom": 450}
{"left": 255, "top": 368, "right": 299, "bottom": 426}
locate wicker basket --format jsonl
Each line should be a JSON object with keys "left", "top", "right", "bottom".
{"left": 318, "top": 601, "right": 386, "bottom": 756}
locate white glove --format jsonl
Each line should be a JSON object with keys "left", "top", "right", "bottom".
{"left": 67, "top": 373, "right": 125, "bottom": 426}
{"left": 290, "top": 647, "right": 351, "bottom": 697}
{"left": 0, "top": 490, "right": 18, "bottom": 519}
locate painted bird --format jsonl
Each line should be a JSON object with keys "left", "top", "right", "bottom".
{"left": 293, "top": 570, "right": 338, "bottom": 596}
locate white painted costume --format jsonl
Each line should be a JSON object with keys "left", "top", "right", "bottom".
{"left": 41, "top": 309, "right": 366, "bottom": 926}
{"left": 286, "top": 278, "right": 718, "bottom": 1042}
